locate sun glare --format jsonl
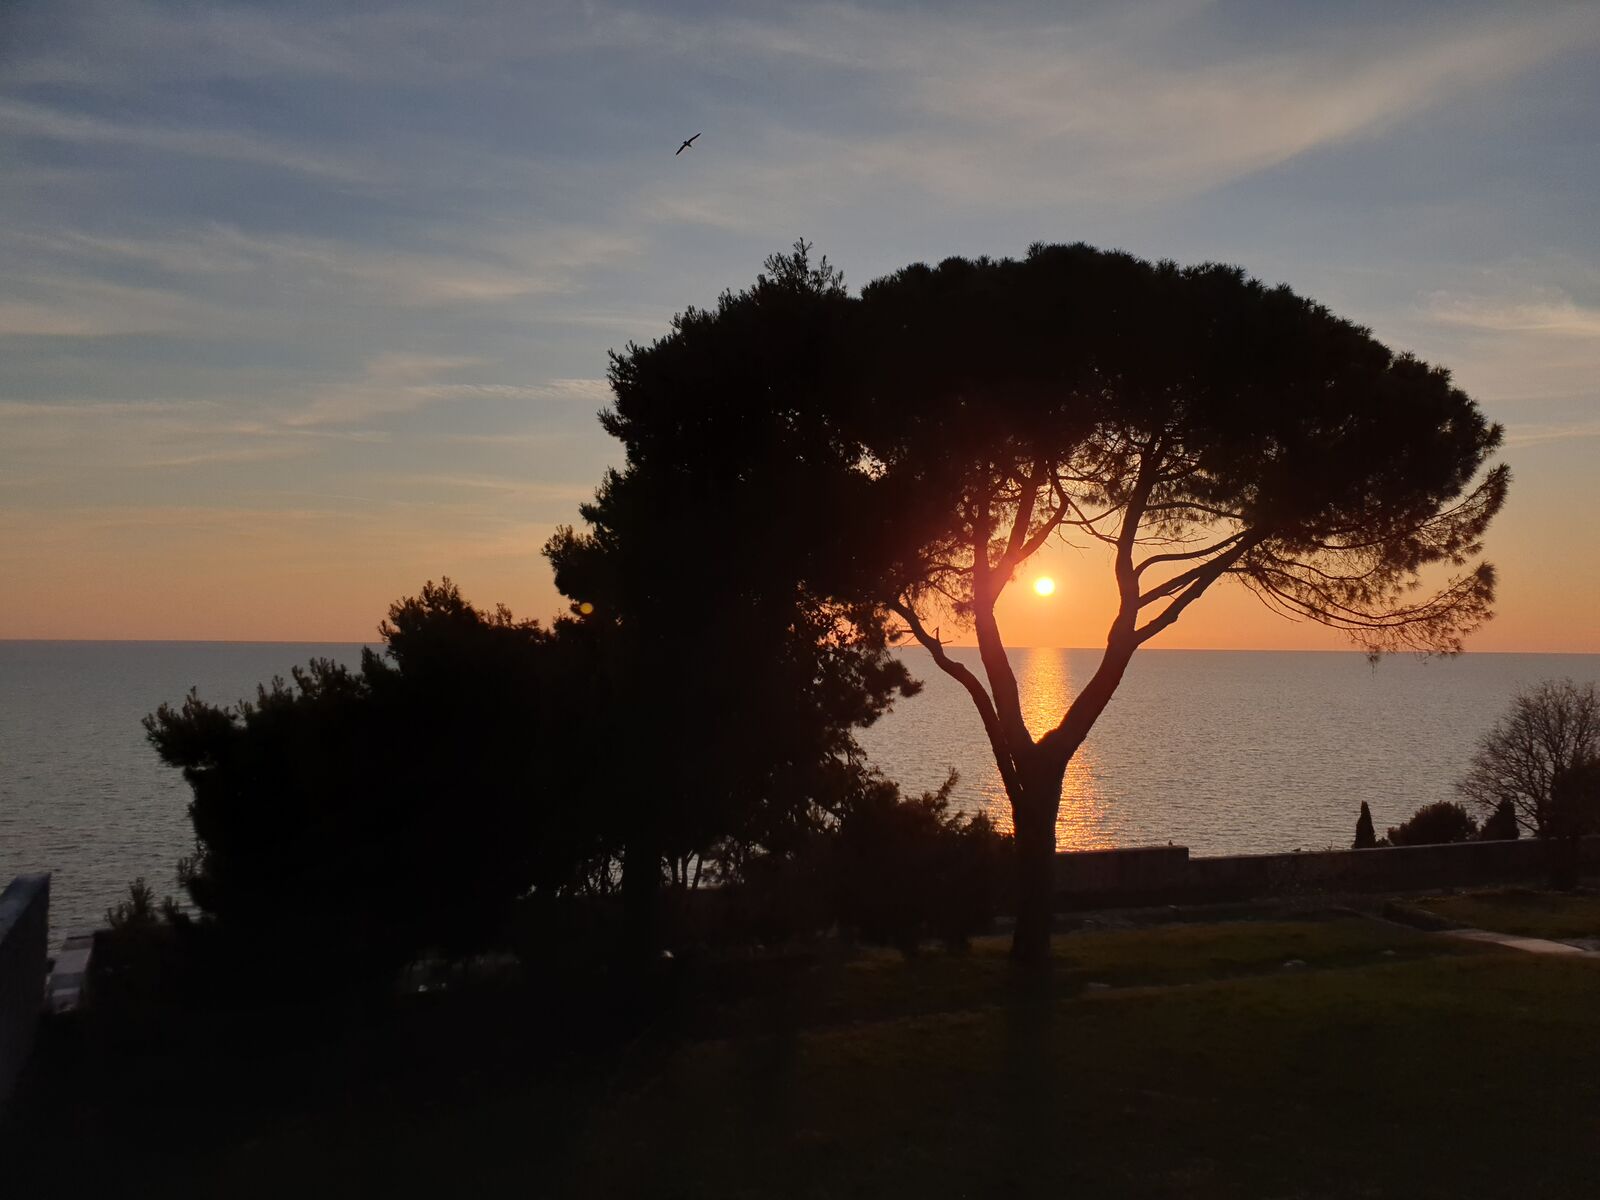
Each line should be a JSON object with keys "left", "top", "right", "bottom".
{"left": 1033, "top": 576, "right": 1056, "bottom": 597}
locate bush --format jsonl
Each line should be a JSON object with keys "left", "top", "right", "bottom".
{"left": 831, "top": 772, "right": 1009, "bottom": 952}
{"left": 699, "top": 844, "right": 837, "bottom": 949}
{"left": 1544, "top": 759, "right": 1600, "bottom": 890}
{"left": 1386, "top": 801, "right": 1479, "bottom": 847}
{"left": 94, "top": 878, "right": 187, "bottom": 1020}
{"left": 683, "top": 769, "right": 1010, "bottom": 955}
{"left": 1548, "top": 758, "right": 1600, "bottom": 838}
{"left": 143, "top": 580, "right": 613, "bottom": 996}
{"left": 104, "top": 876, "right": 173, "bottom": 931}
{"left": 1477, "top": 798, "right": 1520, "bottom": 841}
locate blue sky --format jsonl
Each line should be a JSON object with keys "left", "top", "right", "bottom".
{"left": 2, "top": 0, "right": 1597, "bottom": 646}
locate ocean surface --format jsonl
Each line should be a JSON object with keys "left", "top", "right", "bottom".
{"left": 3, "top": 641, "right": 1598, "bottom": 941}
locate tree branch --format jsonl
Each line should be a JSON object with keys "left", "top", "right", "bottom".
{"left": 1002, "top": 455, "right": 1047, "bottom": 563}
{"left": 1134, "top": 530, "right": 1251, "bottom": 589}
{"left": 890, "top": 599, "right": 1023, "bottom": 797}
{"left": 1134, "top": 536, "right": 1263, "bottom": 644}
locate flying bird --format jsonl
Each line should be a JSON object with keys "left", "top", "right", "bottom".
{"left": 675, "top": 133, "right": 701, "bottom": 156}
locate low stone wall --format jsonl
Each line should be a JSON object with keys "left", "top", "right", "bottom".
{"left": 1053, "top": 836, "right": 1600, "bottom": 910}
{"left": 1052, "top": 844, "right": 1190, "bottom": 906}
{"left": 0, "top": 874, "right": 50, "bottom": 1108}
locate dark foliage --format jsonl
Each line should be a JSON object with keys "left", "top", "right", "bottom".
{"left": 691, "top": 768, "right": 1009, "bottom": 953}
{"left": 1478, "top": 798, "right": 1521, "bottom": 842}
{"left": 1386, "top": 801, "right": 1479, "bottom": 847}
{"left": 104, "top": 876, "right": 171, "bottom": 931}
{"left": 1458, "top": 679, "right": 1600, "bottom": 836}
{"left": 544, "top": 244, "right": 920, "bottom": 958}
{"left": 830, "top": 771, "right": 1008, "bottom": 952}
{"left": 1353, "top": 801, "right": 1378, "bottom": 849}
{"left": 1547, "top": 758, "right": 1600, "bottom": 838}
{"left": 1545, "top": 758, "right": 1600, "bottom": 889}
{"left": 95, "top": 879, "right": 188, "bottom": 1020}
{"left": 579, "top": 240, "right": 1508, "bottom": 963}
{"left": 144, "top": 580, "right": 612, "bottom": 993}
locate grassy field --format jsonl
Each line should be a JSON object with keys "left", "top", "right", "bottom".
{"left": 1411, "top": 887, "right": 1600, "bottom": 941}
{"left": 5, "top": 915, "right": 1598, "bottom": 1198}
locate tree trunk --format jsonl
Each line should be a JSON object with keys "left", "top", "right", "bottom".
{"left": 1009, "top": 761, "right": 1066, "bottom": 965}
{"left": 622, "top": 817, "right": 662, "bottom": 969}
{"left": 1007, "top": 637, "right": 1135, "bottom": 963}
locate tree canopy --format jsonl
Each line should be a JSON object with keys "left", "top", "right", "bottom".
{"left": 567, "top": 240, "right": 1509, "bottom": 962}
{"left": 544, "top": 249, "right": 920, "bottom": 951}
{"left": 144, "top": 580, "right": 611, "bottom": 988}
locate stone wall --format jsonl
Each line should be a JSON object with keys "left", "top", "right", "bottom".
{"left": 1053, "top": 836, "right": 1600, "bottom": 910}
{"left": 0, "top": 873, "right": 49, "bottom": 1108}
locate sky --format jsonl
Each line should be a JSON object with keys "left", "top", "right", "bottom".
{"left": 2, "top": 0, "right": 1597, "bottom": 650}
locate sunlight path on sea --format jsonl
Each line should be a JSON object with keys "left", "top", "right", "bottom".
{"left": 1014, "top": 648, "right": 1113, "bottom": 851}
{"left": 859, "top": 646, "right": 1600, "bottom": 858}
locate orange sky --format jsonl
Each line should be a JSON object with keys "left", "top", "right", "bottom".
{"left": 2, "top": 382, "right": 1594, "bottom": 650}
{"left": 5, "top": 433, "right": 1593, "bottom": 652}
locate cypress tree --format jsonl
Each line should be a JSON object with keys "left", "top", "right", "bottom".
{"left": 1353, "top": 801, "right": 1378, "bottom": 849}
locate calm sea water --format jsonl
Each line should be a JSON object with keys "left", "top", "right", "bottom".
{"left": 3, "top": 641, "right": 1598, "bottom": 941}
{"left": 863, "top": 647, "right": 1600, "bottom": 854}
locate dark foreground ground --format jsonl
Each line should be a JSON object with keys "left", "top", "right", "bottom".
{"left": 4, "top": 896, "right": 1598, "bottom": 1199}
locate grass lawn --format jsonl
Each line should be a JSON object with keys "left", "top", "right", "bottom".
{"left": 5, "top": 916, "right": 1598, "bottom": 1198}
{"left": 1411, "top": 887, "right": 1600, "bottom": 941}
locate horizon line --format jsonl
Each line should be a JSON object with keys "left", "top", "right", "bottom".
{"left": 1, "top": 638, "right": 1595, "bottom": 656}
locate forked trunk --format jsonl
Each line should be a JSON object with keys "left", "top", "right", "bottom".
{"left": 1005, "top": 638, "right": 1135, "bottom": 964}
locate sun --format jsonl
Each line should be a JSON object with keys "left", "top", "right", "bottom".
{"left": 1033, "top": 576, "right": 1056, "bottom": 597}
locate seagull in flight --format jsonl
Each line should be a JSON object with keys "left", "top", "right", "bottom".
{"left": 675, "top": 132, "right": 701, "bottom": 156}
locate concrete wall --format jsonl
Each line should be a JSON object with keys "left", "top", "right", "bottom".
{"left": 1053, "top": 836, "right": 1600, "bottom": 910}
{"left": 0, "top": 874, "right": 49, "bottom": 1107}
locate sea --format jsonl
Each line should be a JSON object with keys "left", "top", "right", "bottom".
{"left": 3, "top": 641, "right": 1597, "bottom": 942}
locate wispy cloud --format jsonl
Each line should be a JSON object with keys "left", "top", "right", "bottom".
{"left": 1503, "top": 419, "right": 1600, "bottom": 447}
{"left": 4, "top": 1, "right": 371, "bottom": 87}
{"left": 1407, "top": 281, "right": 1600, "bottom": 409}
{"left": 5, "top": 225, "right": 614, "bottom": 311}
{"left": 632, "top": 2, "right": 1600, "bottom": 220}
{"left": 280, "top": 357, "right": 603, "bottom": 427}
{"left": 1423, "top": 291, "right": 1600, "bottom": 338}
{"left": 0, "top": 400, "right": 207, "bottom": 419}
{"left": 404, "top": 379, "right": 611, "bottom": 404}
{"left": 378, "top": 473, "right": 594, "bottom": 501}
{"left": 0, "top": 275, "right": 207, "bottom": 336}
{"left": 138, "top": 445, "right": 317, "bottom": 470}
{"left": 0, "top": 98, "right": 375, "bottom": 183}
{"left": 437, "top": 430, "right": 578, "bottom": 447}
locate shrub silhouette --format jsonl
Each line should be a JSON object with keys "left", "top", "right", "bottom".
{"left": 831, "top": 771, "right": 1008, "bottom": 952}
{"left": 1353, "top": 801, "right": 1378, "bottom": 849}
{"left": 1386, "top": 801, "right": 1478, "bottom": 847}
{"left": 144, "top": 580, "right": 610, "bottom": 994}
{"left": 1546, "top": 758, "right": 1600, "bottom": 839}
{"left": 1477, "top": 798, "right": 1520, "bottom": 841}
{"left": 1543, "top": 757, "right": 1600, "bottom": 889}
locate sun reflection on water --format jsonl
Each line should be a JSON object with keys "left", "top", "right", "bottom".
{"left": 969, "top": 648, "right": 1114, "bottom": 851}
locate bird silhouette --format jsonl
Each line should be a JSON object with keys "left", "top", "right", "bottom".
{"left": 675, "top": 133, "right": 701, "bottom": 156}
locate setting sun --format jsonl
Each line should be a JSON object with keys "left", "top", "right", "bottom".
{"left": 1033, "top": 576, "right": 1056, "bottom": 597}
